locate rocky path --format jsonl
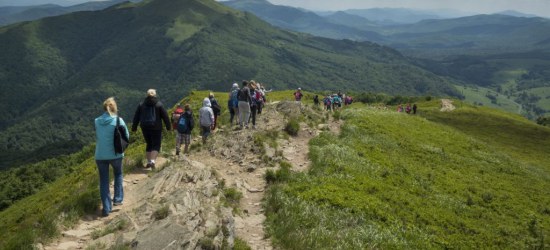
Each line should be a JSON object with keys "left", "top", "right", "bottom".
{"left": 44, "top": 101, "right": 341, "bottom": 250}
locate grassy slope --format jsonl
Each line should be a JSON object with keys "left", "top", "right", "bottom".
{"left": 266, "top": 102, "right": 550, "bottom": 249}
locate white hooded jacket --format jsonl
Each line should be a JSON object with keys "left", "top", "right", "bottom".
{"left": 199, "top": 98, "right": 214, "bottom": 127}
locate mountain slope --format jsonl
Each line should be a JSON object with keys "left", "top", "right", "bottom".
{"left": 266, "top": 101, "right": 550, "bottom": 249}
{"left": 0, "top": 0, "right": 461, "bottom": 169}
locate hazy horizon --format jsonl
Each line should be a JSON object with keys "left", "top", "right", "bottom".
{"left": 1, "top": 0, "right": 549, "bottom": 18}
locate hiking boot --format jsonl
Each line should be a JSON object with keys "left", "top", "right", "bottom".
{"left": 252, "top": 125, "right": 256, "bottom": 129}
{"left": 101, "top": 211, "right": 109, "bottom": 217}
{"left": 145, "top": 163, "right": 152, "bottom": 169}
{"left": 176, "top": 151, "right": 180, "bottom": 156}
{"left": 151, "top": 162, "right": 156, "bottom": 171}
{"left": 113, "top": 201, "right": 123, "bottom": 206}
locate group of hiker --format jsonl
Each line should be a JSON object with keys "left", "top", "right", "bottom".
{"left": 310, "top": 91, "right": 354, "bottom": 111}
{"left": 92, "top": 79, "right": 274, "bottom": 216}
{"left": 93, "top": 85, "right": 419, "bottom": 217}
{"left": 397, "top": 103, "right": 417, "bottom": 114}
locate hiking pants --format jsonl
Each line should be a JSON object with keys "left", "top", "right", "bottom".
{"left": 96, "top": 158, "right": 123, "bottom": 215}
{"left": 238, "top": 101, "right": 251, "bottom": 127}
{"left": 142, "top": 129, "right": 162, "bottom": 152}
{"left": 250, "top": 105, "right": 257, "bottom": 126}
{"left": 230, "top": 106, "right": 238, "bottom": 125}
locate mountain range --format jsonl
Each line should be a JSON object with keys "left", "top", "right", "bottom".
{"left": 0, "top": 0, "right": 129, "bottom": 26}
{"left": 223, "top": 0, "right": 550, "bottom": 119}
{"left": 0, "top": 0, "right": 461, "bottom": 169}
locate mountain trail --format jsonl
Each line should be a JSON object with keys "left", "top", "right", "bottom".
{"left": 43, "top": 101, "right": 341, "bottom": 250}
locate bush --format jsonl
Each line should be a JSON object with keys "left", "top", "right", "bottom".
{"left": 332, "top": 110, "right": 341, "bottom": 120}
{"left": 223, "top": 188, "right": 243, "bottom": 213}
{"left": 234, "top": 238, "right": 252, "bottom": 250}
{"left": 266, "top": 161, "right": 292, "bottom": 184}
{"left": 153, "top": 205, "right": 170, "bottom": 220}
{"left": 284, "top": 119, "right": 300, "bottom": 136}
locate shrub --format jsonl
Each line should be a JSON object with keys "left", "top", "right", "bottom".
{"left": 153, "top": 205, "right": 170, "bottom": 220}
{"left": 332, "top": 110, "right": 341, "bottom": 120}
{"left": 91, "top": 219, "right": 128, "bottom": 239}
{"left": 284, "top": 119, "right": 300, "bottom": 136}
{"left": 222, "top": 188, "right": 243, "bottom": 213}
{"left": 265, "top": 162, "right": 292, "bottom": 184}
{"left": 234, "top": 238, "right": 252, "bottom": 250}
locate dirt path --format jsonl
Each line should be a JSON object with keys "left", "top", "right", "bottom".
{"left": 44, "top": 101, "right": 342, "bottom": 250}
{"left": 44, "top": 158, "right": 167, "bottom": 250}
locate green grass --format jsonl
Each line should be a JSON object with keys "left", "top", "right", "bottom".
{"left": 90, "top": 219, "right": 128, "bottom": 240}
{"left": 0, "top": 136, "right": 149, "bottom": 248}
{"left": 266, "top": 103, "right": 550, "bottom": 249}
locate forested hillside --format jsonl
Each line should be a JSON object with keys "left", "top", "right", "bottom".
{"left": 0, "top": 0, "right": 461, "bottom": 169}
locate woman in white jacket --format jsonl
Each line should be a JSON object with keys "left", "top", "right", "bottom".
{"left": 199, "top": 97, "right": 214, "bottom": 144}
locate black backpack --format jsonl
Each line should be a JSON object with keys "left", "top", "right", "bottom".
{"left": 140, "top": 104, "right": 157, "bottom": 128}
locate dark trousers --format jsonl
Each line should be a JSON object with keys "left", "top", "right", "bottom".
{"left": 142, "top": 129, "right": 162, "bottom": 152}
{"left": 250, "top": 106, "right": 257, "bottom": 126}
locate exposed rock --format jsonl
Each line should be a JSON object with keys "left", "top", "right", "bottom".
{"left": 246, "top": 164, "right": 257, "bottom": 172}
{"left": 440, "top": 99, "right": 456, "bottom": 112}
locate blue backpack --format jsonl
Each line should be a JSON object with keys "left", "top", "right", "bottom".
{"left": 177, "top": 115, "right": 188, "bottom": 133}
{"left": 230, "top": 90, "right": 239, "bottom": 108}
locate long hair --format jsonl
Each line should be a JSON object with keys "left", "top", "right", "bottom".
{"left": 103, "top": 97, "right": 118, "bottom": 116}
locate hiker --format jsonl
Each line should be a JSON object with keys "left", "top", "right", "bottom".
{"left": 294, "top": 88, "right": 303, "bottom": 102}
{"left": 228, "top": 83, "right": 240, "bottom": 126}
{"left": 413, "top": 104, "right": 418, "bottom": 114}
{"left": 238, "top": 80, "right": 251, "bottom": 129}
{"left": 95, "top": 97, "right": 129, "bottom": 217}
{"left": 256, "top": 83, "right": 265, "bottom": 115}
{"left": 175, "top": 104, "right": 194, "bottom": 156}
{"left": 406, "top": 103, "right": 412, "bottom": 114}
{"left": 132, "top": 89, "right": 171, "bottom": 170}
{"left": 313, "top": 95, "right": 319, "bottom": 106}
{"left": 397, "top": 104, "right": 403, "bottom": 112}
{"left": 209, "top": 92, "right": 221, "bottom": 130}
{"left": 249, "top": 81, "right": 260, "bottom": 129}
{"left": 170, "top": 104, "right": 184, "bottom": 130}
{"left": 324, "top": 95, "right": 332, "bottom": 111}
{"left": 199, "top": 97, "right": 214, "bottom": 144}
{"left": 332, "top": 94, "right": 342, "bottom": 110}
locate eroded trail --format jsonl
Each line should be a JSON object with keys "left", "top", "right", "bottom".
{"left": 45, "top": 101, "right": 342, "bottom": 250}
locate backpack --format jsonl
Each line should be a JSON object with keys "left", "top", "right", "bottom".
{"left": 171, "top": 109, "right": 183, "bottom": 129}
{"left": 176, "top": 115, "right": 188, "bottom": 133}
{"left": 211, "top": 99, "right": 221, "bottom": 115}
{"left": 230, "top": 90, "right": 239, "bottom": 108}
{"left": 140, "top": 104, "right": 156, "bottom": 128}
{"left": 250, "top": 90, "right": 259, "bottom": 106}
{"left": 237, "top": 87, "right": 249, "bottom": 102}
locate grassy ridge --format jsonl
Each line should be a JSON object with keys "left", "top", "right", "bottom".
{"left": 266, "top": 103, "right": 550, "bottom": 249}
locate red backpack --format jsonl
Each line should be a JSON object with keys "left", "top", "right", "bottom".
{"left": 171, "top": 108, "right": 184, "bottom": 129}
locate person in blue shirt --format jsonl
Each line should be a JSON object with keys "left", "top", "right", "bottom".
{"left": 94, "top": 97, "right": 129, "bottom": 217}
